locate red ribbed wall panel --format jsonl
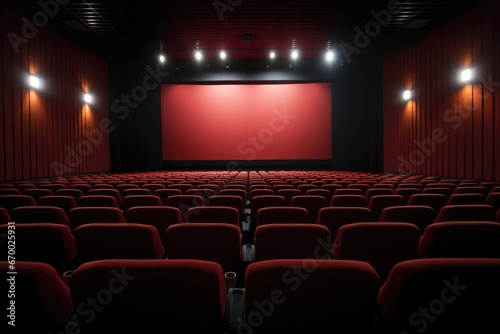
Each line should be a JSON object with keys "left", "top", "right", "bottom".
{"left": 0, "top": 5, "right": 109, "bottom": 182}
{"left": 383, "top": 1, "right": 500, "bottom": 181}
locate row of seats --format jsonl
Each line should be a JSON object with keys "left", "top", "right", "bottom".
{"left": 4, "top": 258, "right": 500, "bottom": 333}
{"left": 3, "top": 220, "right": 500, "bottom": 282}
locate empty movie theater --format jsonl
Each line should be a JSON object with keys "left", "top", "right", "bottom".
{"left": 2, "top": 0, "right": 500, "bottom": 333}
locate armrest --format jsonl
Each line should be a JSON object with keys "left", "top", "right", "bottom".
{"left": 242, "top": 221, "right": 251, "bottom": 233}
{"left": 225, "top": 288, "right": 245, "bottom": 333}
{"left": 242, "top": 244, "right": 254, "bottom": 263}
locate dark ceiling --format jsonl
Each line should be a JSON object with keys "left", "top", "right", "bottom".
{"left": 7, "top": 0, "right": 482, "bottom": 64}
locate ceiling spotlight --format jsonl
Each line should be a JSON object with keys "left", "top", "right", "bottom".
{"left": 325, "top": 50, "right": 335, "bottom": 62}
{"left": 269, "top": 51, "right": 276, "bottom": 59}
{"left": 291, "top": 50, "right": 299, "bottom": 60}
{"left": 195, "top": 50, "right": 203, "bottom": 61}
{"left": 402, "top": 90, "right": 412, "bottom": 101}
{"left": 29, "top": 75, "right": 41, "bottom": 89}
{"left": 220, "top": 51, "right": 227, "bottom": 60}
{"left": 460, "top": 68, "right": 473, "bottom": 82}
{"left": 83, "top": 93, "right": 93, "bottom": 104}
{"left": 159, "top": 54, "right": 166, "bottom": 63}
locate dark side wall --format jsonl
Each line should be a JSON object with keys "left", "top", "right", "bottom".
{"left": 109, "top": 57, "right": 383, "bottom": 173}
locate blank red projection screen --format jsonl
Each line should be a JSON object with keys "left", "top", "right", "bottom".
{"left": 161, "top": 83, "right": 332, "bottom": 161}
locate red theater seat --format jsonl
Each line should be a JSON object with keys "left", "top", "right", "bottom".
{"left": 165, "top": 223, "right": 241, "bottom": 274}
{"left": 0, "top": 223, "right": 78, "bottom": 274}
{"left": 38, "top": 195, "right": 78, "bottom": 213}
{"left": 379, "top": 205, "right": 437, "bottom": 231}
{"left": 0, "top": 188, "right": 22, "bottom": 195}
{"left": 0, "top": 195, "right": 37, "bottom": 211}
{"left": 277, "top": 188, "right": 302, "bottom": 206}
{"left": 407, "top": 193, "right": 449, "bottom": 212}
{"left": 153, "top": 188, "right": 182, "bottom": 205}
{"left": 332, "top": 222, "right": 421, "bottom": 282}
{"left": 417, "top": 221, "right": 500, "bottom": 258}
{"left": 74, "top": 223, "right": 165, "bottom": 261}
{"left": 0, "top": 261, "right": 74, "bottom": 332}
{"left": 67, "top": 207, "right": 125, "bottom": 230}
{"left": 368, "top": 195, "right": 407, "bottom": 221}
{"left": 88, "top": 189, "right": 123, "bottom": 206}
{"left": 250, "top": 195, "right": 286, "bottom": 224}
{"left": 434, "top": 204, "right": 497, "bottom": 222}
{"left": 0, "top": 207, "right": 11, "bottom": 224}
{"left": 242, "top": 259, "right": 380, "bottom": 333}
{"left": 187, "top": 206, "right": 240, "bottom": 226}
{"left": 291, "top": 195, "right": 327, "bottom": 223}
{"left": 208, "top": 195, "right": 245, "bottom": 219}
{"left": 125, "top": 205, "right": 182, "bottom": 237}
{"left": 253, "top": 224, "right": 331, "bottom": 261}
{"left": 316, "top": 206, "right": 375, "bottom": 241}
{"left": 256, "top": 207, "right": 309, "bottom": 226}
{"left": 10, "top": 206, "right": 70, "bottom": 229}
{"left": 68, "top": 259, "right": 227, "bottom": 333}
{"left": 378, "top": 258, "right": 500, "bottom": 333}
{"left": 55, "top": 188, "right": 84, "bottom": 200}
{"left": 329, "top": 194, "right": 366, "bottom": 207}
{"left": 121, "top": 195, "right": 162, "bottom": 211}
{"left": 77, "top": 195, "right": 120, "bottom": 208}
{"left": 446, "top": 193, "right": 485, "bottom": 205}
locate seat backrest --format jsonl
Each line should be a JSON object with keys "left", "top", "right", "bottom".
{"left": 154, "top": 188, "right": 183, "bottom": 205}
{"left": 256, "top": 206, "right": 309, "bottom": 226}
{"left": 435, "top": 204, "right": 497, "bottom": 222}
{"left": 74, "top": 223, "right": 165, "bottom": 262}
{"left": 250, "top": 195, "right": 286, "bottom": 223}
{"left": 0, "top": 195, "right": 37, "bottom": 211}
{"left": 124, "top": 205, "right": 182, "bottom": 236}
{"left": 77, "top": 195, "right": 120, "bottom": 208}
{"left": 220, "top": 189, "right": 247, "bottom": 204}
{"left": 244, "top": 259, "right": 380, "bottom": 333}
{"left": 166, "top": 195, "right": 205, "bottom": 222}
{"left": 187, "top": 206, "right": 240, "bottom": 226}
{"left": 452, "top": 186, "right": 489, "bottom": 196}
{"left": 23, "top": 188, "right": 54, "bottom": 202}
{"left": 332, "top": 222, "right": 421, "bottom": 282}
{"left": 368, "top": 195, "right": 407, "bottom": 220}
{"left": 378, "top": 258, "right": 500, "bottom": 333}
{"left": 69, "top": 183, "right": 92, "bottom": 195}
{"left": 0, "top": 261, "right": 74, "bottom": 332}
{"left": 408, "top": 193, "right": 449, "bottom": 212}
{"left": 366, "top": 188, "right": 395, "bottom": 205}
{"left": 121, "top": 195, "right": 162, "bottom": 211}
{"left": 165, "top": 223, "right": 241, "bottom": 273}
{"left": 305, "top": 189, "right": 331, "bottom": 202}
{"left": 316, "top": 206, "right": 375, "bottom": 241}
{"left": 38, "top": 195, "right": 78, "bottom": 213}
{"left": 329, "top": 194, "right": 366, "bottom": 207}
{"left": 417, "top": 221, "right": 500, "bottom": 258}
{"left": 10, "top": 206, "right": 70, "bottom": 228}
{"left": 207, "top": 195, "right": 244, "bottom": 218}
{"left": 254, "top": 224, "right": 331, "bottom": 261}
{"left": 379, "top": 205, "right": 437, "bottom": 231}
{"left": 67, "top": 207, "right": 125, "bottom": 230}
{"left": 290, "top": 195, "right": 327, "bottom": 223}
{"left": 277, "top": 189, "right": 302, "bottom": 206}
{"left": 55, "top": 188, "right": 84, "bottom": 200}
{"left": 167, "top": 183, "right": 194, "bottom": 194}
{"left": 68, "top": 259, "right": 227, "bottom": 332}
{"left": 88, "top": 189, "right": 123, "bottom": 206}
{"left": 485, "top": 192, "right": 500, "bottom": 210}
{"left": 446, "top": 193, "right": 485, "bottom": 205}
{"left": 0, "top": 207, "right": 11, "bottom": 224}
{"left": 0, "top": 223, "right": 78, "bottom": 274}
